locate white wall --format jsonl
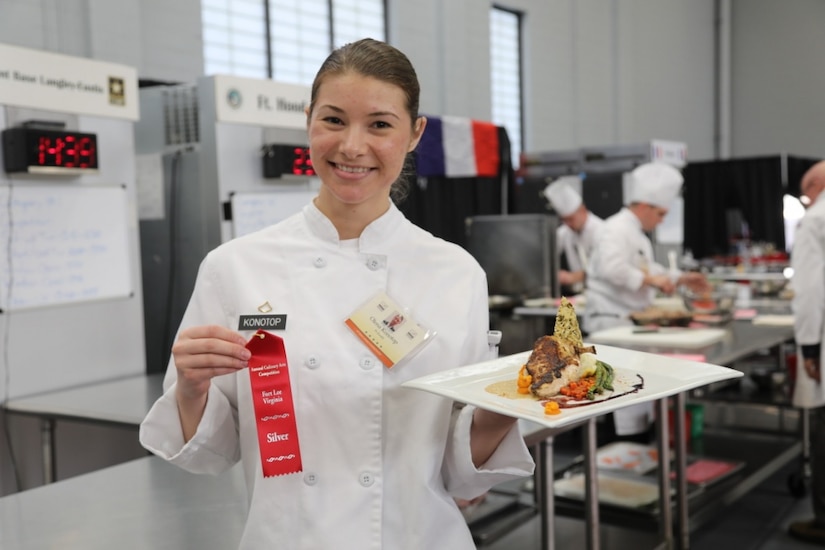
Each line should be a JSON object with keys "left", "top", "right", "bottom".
{"left": 0, "top": 0, "right": 203, "bottom": 84}
{"left": 391, "top": 0, "right": 718, "bottom": 160}
{"left": 730, "top": 0, "right": 825, "bottom": 158}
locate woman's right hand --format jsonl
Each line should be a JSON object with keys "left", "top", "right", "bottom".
{"left": 171, "top": 325, "right": 250, "bottom": 440}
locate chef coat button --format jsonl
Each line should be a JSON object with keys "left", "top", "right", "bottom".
{"left": 359, "top": 357, "right": 375, "bottom": 370}
{"left": 358, "top": 472, "right": 375, "bottom": 487}
{"left": 313, "top": 256, "right": 326, "bottom": 268}
{"left": 366, "top": 258, "right": 380, "bottom": 271}
{"left": 304, "top": 355, "right": 320, "bottom": 369}
{"left": 304, "top": 472, "right": 318, "bottom": 486}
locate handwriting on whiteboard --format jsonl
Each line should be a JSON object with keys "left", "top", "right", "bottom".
{"left": 0, "top": 185, "right": 132, "bottom": 311}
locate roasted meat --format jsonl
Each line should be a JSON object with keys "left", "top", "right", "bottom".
{"left": 524, "top": 335, "right": 596, "bottom": 398}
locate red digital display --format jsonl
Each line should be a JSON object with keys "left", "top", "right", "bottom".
{"left": 290, "top": 146, "right": 315, "bottom": 176}
{"left": 262, "top": 143, "right": 315, "bottom": 179}
{"left": 37, "top": 134, "right": 97, "bottom": 169}
{"left": 2, "top": 126, "right": 99, "bottom": 174}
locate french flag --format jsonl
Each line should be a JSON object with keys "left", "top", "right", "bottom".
{"left": 416, "top": 115, "right": 500, "bottom": 178}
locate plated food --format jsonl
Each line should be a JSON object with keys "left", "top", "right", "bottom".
{"left": 503, "top": 298, "right": 640, "bottom": 414}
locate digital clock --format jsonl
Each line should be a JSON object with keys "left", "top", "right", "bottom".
{"left": 262, "top": 143, "right": 315, "bottom": 178}
{"left": 2, "top": 126, "right": 100, "bottom": 175}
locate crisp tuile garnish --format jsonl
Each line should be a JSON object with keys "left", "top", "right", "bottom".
{"left": 553, "top": 296, "right": 583, "bottom": 346}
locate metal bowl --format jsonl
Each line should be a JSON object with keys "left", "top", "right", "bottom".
{"left": 680, "top": 284, "right": 737, "bottom": 315}
{"left": 750, "top": 277, "right": 789, "bottom": 297}
{"left": 629, "top": 308, "right": 693, "bottom": 327}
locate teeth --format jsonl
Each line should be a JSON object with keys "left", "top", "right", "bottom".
{"left": 336, "top": 164, "right": 370, "bottom": 173}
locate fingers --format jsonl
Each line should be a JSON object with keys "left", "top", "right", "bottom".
{"left": 172, "top": 325, "right": 252, "bottom": 387}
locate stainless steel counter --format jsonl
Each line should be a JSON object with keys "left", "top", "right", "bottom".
{"left": 590, "top": 320, "right": 794, "bottom": 367}
{"left": 3, "top": 373, "right": 165, "bottom": 483}
{"left": 0, "top": 456, "right": 247, "bottom": 550}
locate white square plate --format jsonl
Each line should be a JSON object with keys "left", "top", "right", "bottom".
{"left": 402, "top": 343, "right": 742, "bottom": 429}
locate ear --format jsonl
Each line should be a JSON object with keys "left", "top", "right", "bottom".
{"left": 408, "top": 116, "right": 427, "bottom": 153}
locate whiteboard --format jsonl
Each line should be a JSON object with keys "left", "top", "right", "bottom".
{"left": 231, "top": 189, "right": 316, "bottom": 238}
{"left": 0, "top": 184, "right": 133, "bottom": 311}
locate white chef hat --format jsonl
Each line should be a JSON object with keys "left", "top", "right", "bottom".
{"left": 543, "top": 175, "right": 583, "bottom": 216}
{"left": 626, "top": 162, "right": 684, "bottom": 208}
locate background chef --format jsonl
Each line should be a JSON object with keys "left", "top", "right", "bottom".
{"left": 787, "top": 159, "right": 825, "bottom": 544}
{"left": 583, "top": 161, "right": 709, "bottom": 439}
{"left": 543, "top": 175, "right": 605, "bottom": 295}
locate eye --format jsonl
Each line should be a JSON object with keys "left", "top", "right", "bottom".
{"left": 372, "top": 120, "right": 392, "bottom": 129}
{"left": 322, "top": 116, "right": 344, "bottom": 125}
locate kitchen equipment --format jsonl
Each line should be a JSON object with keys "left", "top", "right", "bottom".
{"left": 750, "top": 276, "right": 790, "bottom": 297}
{"left": 630, "top": 308, "right": 694, "bottom": 327}
{"left": 681, "top": 283, "right": 738, "bottom": 316}
{"left": 465, "top": 214, "right": 560, "bottom": 299}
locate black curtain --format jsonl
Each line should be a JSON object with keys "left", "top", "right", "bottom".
{"left": 683, "top": 156, "right": 785, "bottom": 260}
{"left": 786, "top": 155, "right": 823, "bottom": 197}
{"left": 398, "top": 127, "right": 511, "bottom": 249}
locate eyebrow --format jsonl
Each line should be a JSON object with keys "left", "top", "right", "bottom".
{"left": 317, "top": 104, "right": 401, "bottom": 120}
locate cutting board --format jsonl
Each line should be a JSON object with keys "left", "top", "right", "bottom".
{"left": 554, "top": 473, "right": 661, "bottom": 507}
{"left": 587, "top": 325, "right": 727, "bottom": 348}
{"left": 752, "top": 314, "right": 794, "bottom": 326}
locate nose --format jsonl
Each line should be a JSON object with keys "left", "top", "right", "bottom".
{"left": 340, "top": 126, "right": 367, "bottom": 158}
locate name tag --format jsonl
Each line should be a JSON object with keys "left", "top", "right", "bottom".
{"left": 239, "top": 314, "right": 287, "bottom": 330}
{"left": 345, "top": 291, "right": 434, "bottom": 368}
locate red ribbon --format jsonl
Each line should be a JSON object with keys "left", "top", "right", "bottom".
{"left": 246, "top": 330, "right": 302, "bottom": 477}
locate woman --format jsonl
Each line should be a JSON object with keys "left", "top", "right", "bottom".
{"left": 140, "top": 38, "right": 534, "bottom": 549}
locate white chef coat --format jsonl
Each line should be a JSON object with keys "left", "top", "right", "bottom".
{"left": 584, "top": 208, "right": 671, "bottom": 334}
{"left": 583, "top": 207, "right": 670, "bottom": 434}
{"left": 140, "top": 201, "right": 534, "bottom": 550}
{"left": 556, "top": 211, "right": 605, "bottom": 275}
{"left": 791, "top": 192, "right": 825, "bottom": 409}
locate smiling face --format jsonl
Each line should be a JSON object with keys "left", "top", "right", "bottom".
{"left": 308, "top": 71, "right": 426, "bottom": 224}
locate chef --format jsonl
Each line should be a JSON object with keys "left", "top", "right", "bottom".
{"left": 139, "top": 39, "right": 534, "bottom": 550}
{"left": 583, "top": 162, "right": 709, "bottom": 438}
{"left": 543, "top": 175, "right": 605, "bottom": 294}
{"left": 787, "top": 159, "right": 825, "bottom": 544}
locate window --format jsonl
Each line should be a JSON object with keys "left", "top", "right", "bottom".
{"left": 203, "top": 0, "right": 386, "bottom": 86}
{"left": 489, "top": 7, "right": 523, "bottom": 169}
{"left": 202, "top": 0, "right": 269, "bottom": 78}
{"left": 332, "top": 0, "right": 385, "bottom": 48}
